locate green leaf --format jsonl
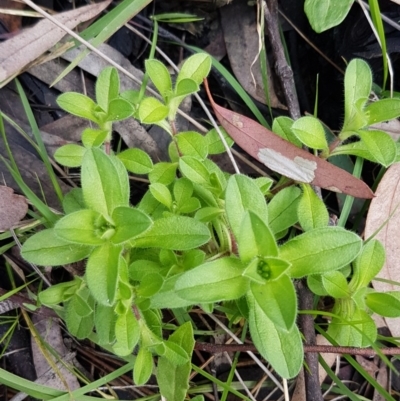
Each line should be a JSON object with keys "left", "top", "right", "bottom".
{"left": 307, "top": 275, "right": 329, "bottom": 296}
{"left": 138, "top": 97, "right": 169, "bottom": 124}
{"left": 120, "top": 89, "right": 141, "bottom": 108}
{"left": 205, "top": 127, "right": 234, "bottom": 154}
{"left": 321, "top": 271, "right": 350, "bottom": 298}
{"left": 157, "top": 322, "right": 194, "bottom": 401}
{"left": 280, "top": 227, "right": 362, "bottom": 278}
{"left": 39, "top": 279, "right": 80, "bottom": 305}
{"left": 137, "top": 273, "right": 163, "bottom": 298}
{"left": 155, "top": 340, "right": 188, "bottom": 366}
{"left": 349, "top": 239, "right": 385, "bottom": 291}
{"left": 177, "top": 53, "right": 212, "bottom": 85}
{"left": 106, "top": 98, "right": 134, "bottom": 121}
{"left": 111, "top": 206, "right": 153, "bottom": 244}
{"left": 113, "top": 309, "right": 140, "bottom": 356}
{"left": 173, "top": 178, "right": 193, "bottom": 208}
{"left": 134, "top": 215, "right": 210, "bottom": 250}
{"left": 145, "top": 59, "right": 172, "bottom": 99}
{"left": 149, "top": 274, "right": 193, "bottom": 309}
{"left": 153, "top": 12, "right": 203, "bottom": 23}
{"left": 330, "top": 140, "right": 376, "bottom": 163}
{"left": 178, "top": 197, "right": 201, "bottom": 214}
{"left": 57, "top": 92, "right": 99, "bottom": 123}
{"left": 328, "top": 299, "right": 377, "bottom": 347}
{"left": 149, "top": 162, "right": 178, "bottom": 185}
{"left": 81, "top": 148, "right": 129, "bottom": 216}
{"left": 365, "top": 98, "right": 400, "bottom": 125}
{"left": 134, "top": 347, "right": 153, "bottom": 385}
{"left": 86, "top": 243, "right": 122, "bottom": 305}
{"left": 291, "top": 116, "right": 328, "bottom": 150}
{"left": 268, "top": 186, "right": 301, "bottom": 234}
{"left": 65, "top": 289, "right": 94, "bottom": 339}
{"left": 175, "top": 131, "right": 208, "bottom": 159}
{"left": 344, "top": 59, "right": 372, "bottom": 127}
{"left": 149, "top": 183, "right": 172, "bottom": 209}
{"left": 81, "top": 128, "right": 108, "bottom": 148}
{"left": 174, "top": 78, "right": 199, "bottom": 97}
{"left": 304, "top": 0, "right": 354, "bottom": 33}
{"left": 95, "top": 304, "right": 116, "bottom": 345}
{"left": 54, "top": 209, "right": 106, "bottom": 245}
{"left": 366, "top": 292, "right": 400, "bottom": 317}
{"left": 297, "top": 184, "right": 329, "bottom": 231}
{"left": 251, "top": 274, "right": 297, "bottom": 331}
{"left": 225, "top": 175, "right": 268, "bottom": 240}
{"left": 247, "top": 292, "right": 303, "bottom": 378}
{"left": 237, "top": 211, "right": 277, "bottom": 264}
{"left": 117, "top": 148, "right": 153, "bottom": 174}
{"left": 255, "top": 177, "right": 274, "bottom": 195}
{"left": 357, "top": 129, "right": 396, "bottom": 167}
{"left": 272, "top": 116, "right": 301, "bottom": 147}
{"left": 54, "top": 144, "right": 86, "bottom": 167}
{"left": 195, "top": 207, "right": 223, "bottom": 222}
{"left": 72, "top": 288, "right": 94, "bottom": 317}
{"left": 95, "top": 67, "right": 120, "bottom": 111}
{"left": 175, "top": 257, "right": 249, "bottom": 303}
{"left": 179, "top": 156, "right": 210, "bottom": 184}
{"left": 21, "top": 229, "right": 92, "bottom": 266}
{"left": 62, "top": 188, "right": 85, "bottom": 214}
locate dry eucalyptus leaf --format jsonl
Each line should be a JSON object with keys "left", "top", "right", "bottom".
{"left": 220, "top": 1, "right": 285, "bottom": 108}
{"left": 365, "top": 162, "right": 400, "bottom": 337}
{"left": 0, "top": 0, "right": 112, "bottom": 83}
{"left": 0, "top": 186, "right": 28, "bottom": 231}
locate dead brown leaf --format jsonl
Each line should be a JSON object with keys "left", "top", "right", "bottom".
{"left": 365, "top": 162, "right": 400, "bottom": 337}
{"left": 0, "top": 185, "right": 28, "bottom": 231}
{"left": 204, "top": 79, "right": 374, "bottom": 199}
{"left": 220, "top": 1, "right": 285, "bottom": 108}
{"left": 0, "top": 0, "right": 112, "bottom": 83}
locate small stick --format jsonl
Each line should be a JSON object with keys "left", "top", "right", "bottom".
{"left": 195, "top": 342, "right": 400, "bottom": 356}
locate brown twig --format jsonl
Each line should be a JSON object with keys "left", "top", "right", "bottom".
{"left": 297, "top": 280, "right": 323, "bottom": 401}
{"left": 264, "top": 0, "right": 301, "bottom": 120}
{"left": 195, "top": 342, "right": 400, "bottom": 357}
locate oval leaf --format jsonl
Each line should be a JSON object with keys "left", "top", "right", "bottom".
{"left": 280, "top": 227, "right": 362, "bottom": 278}
{"left": 54, "top": 209, "right": 105, "bottom": 245}
{"left": 86, "top": 243, "right": 122, "bottom": 305}
{"left": 175, "top": 257, "right": 249, "bottom": 302}
{"left": 81, "top": 148, "right": 129, "bottom": 216}
{"left": 21, "top": 229, "right": 92, "bottom": 266}
{"left": 134, "top": 215, "right": 210, "bottom": 250}
{"left": 247, "top": 292, "right": 303, "bottom": 379}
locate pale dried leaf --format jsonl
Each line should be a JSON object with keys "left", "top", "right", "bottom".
{"left": 0, "top": 0, "right": 112, "bottom": 83}
{"left": 220, "top": 1, "right": 285, "bottom": 108}
{"left": 0, "top": 186, "right": 28, "bottom": 231}
{"left": 371, "top": 120, "right": 400, "bottom": 141}
{"left": 373, "top": 364, "right": 388, "bottom": 401}
{"left": 365, "top": 162, "right": 400, "bottom": 337}
{"left": 31, "top": 316, "right": 79, "bottom": 391}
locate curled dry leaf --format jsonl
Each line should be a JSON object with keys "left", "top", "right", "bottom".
{"left": 204, "top": 79, "right": 374, "bottom": 199}
{"left": 0, "top": 0, "right": 112, "bottom": 84}
{"left": 0, "top": 186, "right": 28, "bottom": 231}
{"left": 365, "top": 162, "right": 400, "bottom": 337}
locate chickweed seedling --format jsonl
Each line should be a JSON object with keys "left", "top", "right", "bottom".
{"left": 20, "top": 54, "right": 400, "bottom": 395}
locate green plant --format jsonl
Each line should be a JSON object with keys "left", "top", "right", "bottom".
{"left": 16, "top": 52, "right": 400, "bottom": 398}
